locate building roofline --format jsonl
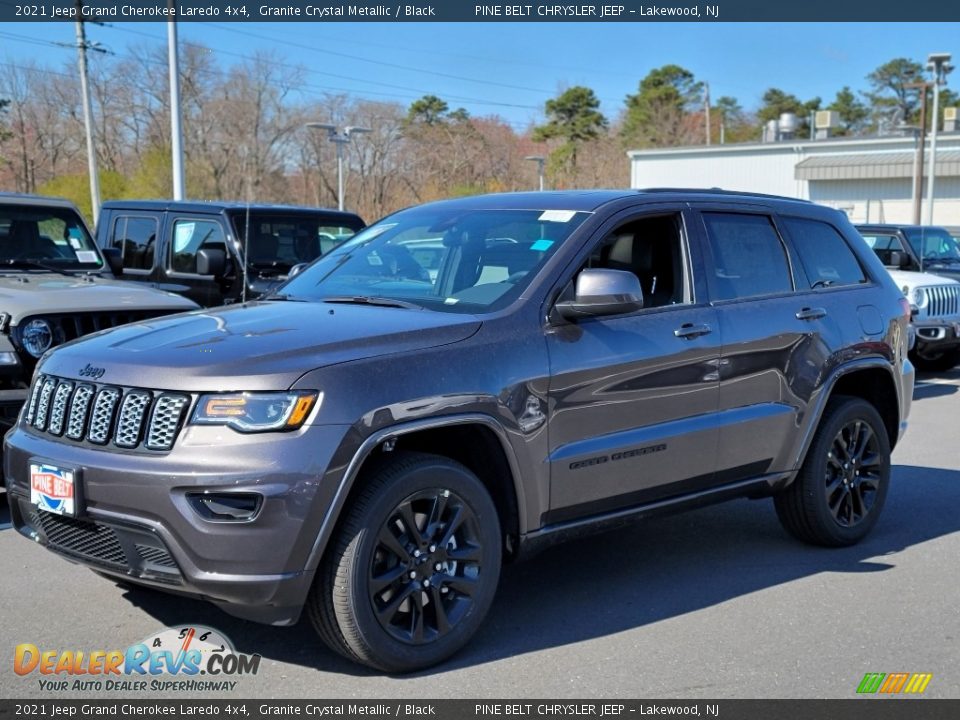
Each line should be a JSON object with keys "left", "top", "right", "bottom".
{"left": 627, "top": 132, "right": 960, "bottom": 159}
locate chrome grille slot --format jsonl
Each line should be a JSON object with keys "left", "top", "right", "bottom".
{"left": 920, "top": 284, "right": 960, "bottom": 319}
{"left": 32, "top": 377, "right": 57, "bottom": 431}
{"left": 47, "top": 381, "right": 74, "bottom": 436}
{"left": 66, "top": 384, "right": 95, "bottom": 440}
{"left": 146, "top": 395, "right": 189, "bottom": 451}
{"left": 25, "top": 376, "right": 43, "bottom": 425}
{"left": 23, "top": 374, "right": 190, "bottom": 452}
{"left": 114, "top": 391, "right": 152, "bottom": 448}
{"left": 86, "top": 387, "right": 121, "bottom": 445}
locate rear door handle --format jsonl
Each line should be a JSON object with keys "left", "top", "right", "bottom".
{"left": 795, "top": 307, "right": 827, "bottom": 321}
{"left": 674, "top": 323, "right": 712, "bottom": 339}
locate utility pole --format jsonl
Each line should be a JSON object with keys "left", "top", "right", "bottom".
{"left": 704, "top": 83, "right": 711, "bottom": 145}
{"left": 168, "top": 2, "right": 185, "bottom": 200}
{"left": 926, "top": 53, "right": 953, "bottom": 226}
{"left": 904, "top": 81, "right": 929, "bottom": 225}
{"left": 74, "top": 0, "right": 101, "bottom": 226}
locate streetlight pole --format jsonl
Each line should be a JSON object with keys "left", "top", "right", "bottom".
{"left": 525, "top": 155, "right": 545, "bottom": 191}
{"left": 168, "top": 5, "right": 185, "bottom": 200}
{"left": 305, "top": 123, "right": 371, "bottom": 211}
{"left": 904, "top": 81, "right": 929, "bottom": 225}
{"left": 74, "top": 3, "right": 101, "bottom": 226}
{"left": 926, "top": 52, "right": 953, "bottom": 226}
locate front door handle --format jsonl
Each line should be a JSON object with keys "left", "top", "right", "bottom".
{"left": 674, "top": 323, "right": 712, "bottom": 339}
{"left": 796, "top": 307, "right": 827, "bottom": 321}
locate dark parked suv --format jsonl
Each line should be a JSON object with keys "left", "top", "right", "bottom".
{"left": 96, "top": 200, "right": 365, "bottom": 307}
{"left": 5, "top": 190, "right": 913, "bottom": 672}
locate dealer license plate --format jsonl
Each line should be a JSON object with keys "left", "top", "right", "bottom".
{"left": 30, "top": 463, "right": 77, "bottom": 517}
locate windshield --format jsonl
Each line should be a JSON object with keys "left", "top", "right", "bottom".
{"left": 278, "top": 207, "right": 589, "bottom": 313}
{"left": 903, "top": 228, "right": 960, "bottom": 264}
{"left": 0, "top": 204, "right": 103, "bottom": 270}
{"left": 230, "top": 212, "right": 365, "bottom": 274}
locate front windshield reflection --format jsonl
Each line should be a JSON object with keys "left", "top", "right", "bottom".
{"left": 279, "top": 207, "right": 589, "bottom": 313}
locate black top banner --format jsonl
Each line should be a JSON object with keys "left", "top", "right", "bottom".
{"left": 5, "top": 0, "right": 960, "bottom": 22}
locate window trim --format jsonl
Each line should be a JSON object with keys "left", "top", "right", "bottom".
{"left": 166, "top": 215, "right": 228, "bottom": 278}
{"left": 697, "top": 209, "right": 797, "bottom": 305}
{"left": 778, "top": 214, "right": 870, "bottom": 291}
{"left": 545, "top": 206, "right": 699, "bottom": 322}
{"left": 110, "top": 213, "right": 158, "bottom": 275}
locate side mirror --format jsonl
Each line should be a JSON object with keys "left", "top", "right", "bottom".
{"left": 288, "top": 262, "right": 309, "bottom": 278}
{"left": 555, "top": 268, "right": 644, "bottom": 321}
{"left": 197, "top": 247, "right": 226, "bottom": 277}
{"left": 889, "top": 250, "right": 911, "bottom": 269}
{"left": 101, "top": 247, "right": 122, "bottom": 276}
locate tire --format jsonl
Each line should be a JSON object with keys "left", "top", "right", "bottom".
{"left": 774, "top": 396, "right": 891, "bottom": 547}
{"left": 910, "top": 347, "right": 960, "bottom": 372}
{"left": 307, "top": 452, "right": 502, "bottom": 672}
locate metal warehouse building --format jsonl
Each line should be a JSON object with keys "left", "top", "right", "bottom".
{"left": 628, "top": 134, "right": 960, "bottom": 226}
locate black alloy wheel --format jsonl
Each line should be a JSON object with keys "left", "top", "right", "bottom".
{"left": 309, "top": 452, "right": 501, "bottom": 672}
{"left": 775, "top": 396, "right": 891, "bottom": 547}
{"left": 369, "top": 488, "right": 484, "bottom": 644}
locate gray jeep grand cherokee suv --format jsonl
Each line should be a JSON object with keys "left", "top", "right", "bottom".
{"left": 4, "top": 190, "right": 913, "bottom": 672}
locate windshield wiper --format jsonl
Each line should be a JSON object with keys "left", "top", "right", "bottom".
{"left": 322, "top": 295, "right": 423, "bottom": 310}
{"left": 1, "top": 258, "right": 76, "bottom": 276}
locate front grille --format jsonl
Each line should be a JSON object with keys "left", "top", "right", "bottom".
{"left": 135, "top": 543, "right": 177, "bottom": 569}
{"left": 919, "top": 284, "right": 960, "bottom": 319}
{"left": 26, "top": 374, "right": 190, "bottom": 452}
{"left": 29, "top": 509, "right": 127, "bottom": 569}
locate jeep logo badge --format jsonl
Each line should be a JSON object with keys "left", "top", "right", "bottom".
{"left": 78, "top": 364, "right": 105, "bottom": 380}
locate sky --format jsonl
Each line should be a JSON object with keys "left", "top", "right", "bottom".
{"left": 3, "top": 21, "right": 960, "bottom": 131}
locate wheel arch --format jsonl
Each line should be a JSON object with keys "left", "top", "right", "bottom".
{"left": 305, "top": 414, "right": 527, "bottom": 575}
{"left": 792, "top": 359, "right": 903, "bottom": 472}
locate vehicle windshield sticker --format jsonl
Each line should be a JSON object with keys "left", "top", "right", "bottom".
{"left": 174, "top": 222, "right": 195, "bottom": 252}
{"left": 530, "top": 239, "right": 554, "bottom": 252}
{"left": 538, "top": 210, "right": 577, "bottom": 223}
{"left": 75, "top": 250, "right": 99, "bottom": 263}
{"left": 68, "top": 238, "right": 82, "bottom": 250}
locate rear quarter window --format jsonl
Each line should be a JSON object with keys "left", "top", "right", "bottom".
{"left": 782, "top": 217, "right": 866, "bottom": 288}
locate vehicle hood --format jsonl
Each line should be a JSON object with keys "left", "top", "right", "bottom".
{"left": 887, "top": 269, "right": 960, "bottom": 289}
{"left": 0, "top": 273, "right": 197, "bottom": 324}
{"left": 39, "top": 301, "right": 483, "bottom": 391}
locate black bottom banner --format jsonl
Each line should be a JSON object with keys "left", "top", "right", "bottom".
{"left": 2, "top": 700, "right": 959, "bottom": 720}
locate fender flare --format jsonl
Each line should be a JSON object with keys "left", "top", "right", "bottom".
{"left": 303, "top": 413, "right": 527, "bottom": 573}
{"left": 789, "top": 357, "right": 901, "bottom": 472}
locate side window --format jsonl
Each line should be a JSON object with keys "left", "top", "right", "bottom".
{"left": 581, "top": 213, "right": 688, "bottom": 309}
{"left": 859, "top": 233, "right": 904, "bottom": 267}
{"left": 170, "top": 219, "right": 226, "bottom": 274}
{"left": 112, "top": 216, "right": 158, "bottom": 271}
{"left": 782, "top": 217, "right": 866, "bottom": 288}
{"left": 702, "top": 213, "right": 792, "bottom": 301}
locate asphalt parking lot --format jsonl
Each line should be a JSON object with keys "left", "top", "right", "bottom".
{"left": 2, "top": 371, "right": 959, "bottom": 700}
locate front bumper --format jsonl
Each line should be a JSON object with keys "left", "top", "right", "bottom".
{"left": 3, "top": 421, "right": 352, "bottom": 625}
{"left": 912, "top": 318, "right": 960, "bottom": 354}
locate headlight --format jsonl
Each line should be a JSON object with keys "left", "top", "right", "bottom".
{"left": 190, "top": 391, "right": 319, "bottom": 432}
{"left": 912, "top": 287, "right": 928, "bottom": 309}
{"left": 20, "top": 319, "right": 54, "bottom": 358}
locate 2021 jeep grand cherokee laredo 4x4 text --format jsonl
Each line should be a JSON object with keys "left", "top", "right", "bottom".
{"left": 5, "top": 190, "right": 913, "bottom": 672}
